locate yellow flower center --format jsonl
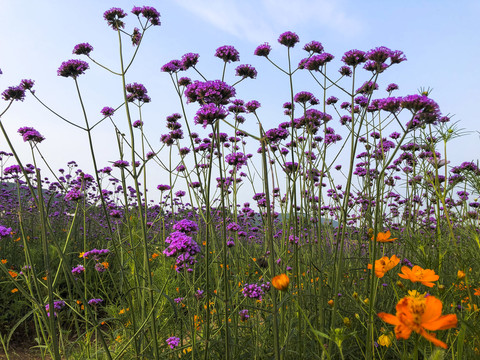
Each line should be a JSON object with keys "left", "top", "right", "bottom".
{"left": 408, "top": 296, "right": 427, "bottom": 327}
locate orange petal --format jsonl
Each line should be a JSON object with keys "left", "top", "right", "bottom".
{"left": 378, "top": 312, "right": 400, "bottom": 326}
{"left": 394, "top": 323, "right": 412, "bottom": 340}
{"left": 423, "top": 314, "right": 457, "bottom": 331}
{"left": 398, "top": 266, "right": 411, "bottom": 278}
{"left": 421, "top": 296, "right": 443, "bottom": 323}
{"left": 419, "top": 329, "right": 448, "bottom": 349}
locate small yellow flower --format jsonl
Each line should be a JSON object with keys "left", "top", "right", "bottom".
{"left": 328, "top": 300, "right": 334, "bottom": 307}
{"left": 407, "top": 290, "right": 426, "bottom": 298}
{"left": 457, "top": 270, "right": 466, "bottom": 280}
{"left": 1, "top": 259, "right": 7, "bottom": 264}
{"left": 378, "top": 332, "right": 394, "bottom": 347}
{"left": 79, "top": 252, "right": 85, "bottom": 258}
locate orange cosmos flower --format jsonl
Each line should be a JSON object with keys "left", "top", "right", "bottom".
{"left": 368, "top": 255, "right": 400, "bottom": 278}
{"left": 8, "top": 270, "right": 18, "bottom": 278}
{"left": 378, "top": 294, "right": 457, "bottom": 349}
{"left": 474, "top": 288, "right": 480, "bottom": 296}
{"left": 272, "top": 274, "right": 290, "bottom": 291}
{"left": 371, "top": 230, "right": 397, "bottom": 242}
{"left": 398, "top": 265, "right": 439, "bottom": 287}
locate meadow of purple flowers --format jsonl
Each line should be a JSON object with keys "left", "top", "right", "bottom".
{"left": 1, "top": 5, "right": 479, "bottom": 360}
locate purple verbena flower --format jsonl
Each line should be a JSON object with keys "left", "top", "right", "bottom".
{"left": 166, "top": 337, "right": 180, "bottom": 349}
{"left": 45, "top": 300, "right": 65, "bottom": 317}
{"left": 113, "top": 160, "right": 129, "bottom": 168}
{"left": 181, "top": 53, "right": 199, "bottom": 70}
{"left": 103, "top": 7, "right": 127, "bottom": 30}
{"left": 161, "top": 59, "right": 182, "bottom": 74}
{"left": 83, "top": 248, "right": 110, "bottom": 259}
{"left": 132, "top": 27, "right": 142, "bottom": 46}
{"left": 366, "top": 46, "right": 392, "bottom": 63}
{"left": 341, "top": 49, "right": 366, "bottom": 66}
{"left": 194, "top": 103, "right": 228, "bottom": 128}
{"left": 235, "top": 64, "right": 257, "bottom": 79}
{"left": 245, "top": 100, "right": 261, "bottom": 113}
{"left": 254, "top": 43, "right": 271, "bottom": 57}
{"left": 304, "top": 53, "right": 334, "bottom": 70}
{"left": 185, "top": 80, "right": 236, "bottom": 105}
{"left": 2, "top": 85, "right": 26, "bottom": 101}
{"left": 4, "top": 165, "right": 22, "bottom": 175}
{"left": 18, "top": 127, "right": 45, "bottom": 143}
{"left": 20, "top": 79, "right": 35, "bottom": 90}
{"left": 57, "top": 59, "right": 89, "bottom": 78}
{"left": 225, "top": 152, "right": 248, "bottom": 169}
{"left": 101, "top": 107, "right": 114, "bottom": 116}
{"left": 65, "top": 189, "right": 83, "bottom": 202}
{"left": 326, "top": 96, "right": 338, "bottom": 105}
{"left": 239, "top": 309, "right": 250, "bottom": 321}
{"left": 278, "top": 31, "right": 300, "bottom": 47}
{"left": 88, "top": 298, "right": 103, "bottom": 306}
{"left": 178, "top": 77, "right": 191, "bottom": 87}
{"left": 242, "top": 283, "right": 265, "bottom": 300}
{"left": 339, "top": 66, "right": 352, "bottom": 76}
{"left": 303, "top": 41, "right": 323, "bottom": 53}
{"left": 215, "top": 45, "right": 240, "bottom": 63}
{"left": 72, "top": 265, "right": 85, "bottom": 275}
{"left": 126, "top": 82, "right": 150, "bottom": 103}
{"left": 73, "top": 43, "right": 93, "bottom": 55}
{"left": 390, "top": 50, "right": 407, "bottom": 64}
{"left": 386, "top": 83, "right": 399, "bottom": 92}
{"left": 172, "top": 219, "right": 198, "bottom": 234}
{"left": 356, "top": 81, "right": 379, "bottom": 95}
{"left": 294, "top": 91, "right": 318, "bottom": 105}
{"left": 138, "top": 6, "right": 161, "bottom": 25}
{"left": 0, "top": 226, "right": 12, "bottom": 238}
{"left": 195, "top": 290, "right": 204, "bottom": 300}
{"left": 175, "top": 190, "right": 186, "bottom": 197}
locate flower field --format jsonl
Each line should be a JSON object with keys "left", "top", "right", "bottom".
{"left": 1, "top": 5, "right": 479, "bottom": 360}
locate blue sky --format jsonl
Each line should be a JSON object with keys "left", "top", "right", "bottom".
{"left": 1, "top": 0, "right": 479, "bottom": 195}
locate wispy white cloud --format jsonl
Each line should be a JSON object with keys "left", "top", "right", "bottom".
{"left": 172, "top": 0, "right": 277, "bottom": 43}
{"left": 173, "top": 0, "right": 362, "bottom": 43}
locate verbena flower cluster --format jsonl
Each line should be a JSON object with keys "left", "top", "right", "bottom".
{"left": 163, "top": 224, "right": 201, "bottom": 272}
